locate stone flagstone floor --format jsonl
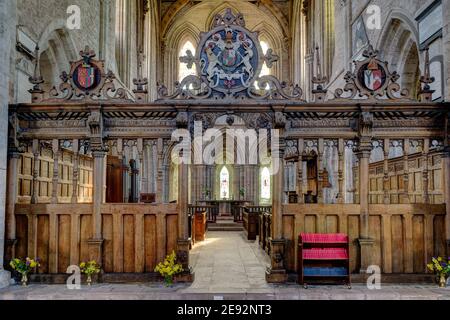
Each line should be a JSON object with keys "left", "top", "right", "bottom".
{"left": 0, "top": 231, "right": 449, "bottom": 300}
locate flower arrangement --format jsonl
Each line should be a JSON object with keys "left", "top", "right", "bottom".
{"left": 154, "top": 251, "right": 183, "bottom": 286}
{"left": 79, "top": 260, "right": 101, "bottom": 286}
{"left": 9, "top": 257, "right": 40, "bottom": 286}
{"left": 202, "top": 188, "right": 211, "bottom": 199}
{"left": 427, "top": 256, "right": 450, "bottom": 287}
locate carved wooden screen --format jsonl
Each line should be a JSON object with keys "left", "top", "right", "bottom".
{"left": 37, "top": 145, "right": 53, "bottom": 203}
{"left": 78, "top": 155, "right": 93, "bottom": 203}
{"left": 17, "top": 144, "right": 33, "bottom": 203}
{"left": 58, "top": 149, "right": 74, "bottom": 202}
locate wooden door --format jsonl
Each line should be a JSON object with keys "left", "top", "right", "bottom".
{"left": 106, "top": 156, "right": 123, "bottom": 203}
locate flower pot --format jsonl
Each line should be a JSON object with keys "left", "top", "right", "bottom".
{"left": 86, "top": 275, "right": 92, "bottom": 286}
{"left": 439, "top": 274, "right": 447, "bottom": 288}
{"left": 21, "top": 274, "right": 28, "bottom": 287}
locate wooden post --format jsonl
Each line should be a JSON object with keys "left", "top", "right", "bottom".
{"left": 357, "top": 112, "right": 374, "bottom": 273}
{"left": 317, "top": 138, "right": 324, "bottom": 203}
{"left": 266, "top": 110, "right": 287, "bottom": 283}
{"left": 422, "top": 139, "right": 430, "bottom": 204}
{"left": 71, "top": 140, "right": 79, "bottom": 204}
{"left": 51, "top": 139, "right": 59, "bottom": 204}
{"left": 383, "top": 138, "right": 390, "bottom": 204}
{"left": 338, "top": 138, "right": 344, "bottom": 203}
{"left": 89, "top": 150, "right": 106, "bottom": 263}
{"left": 297, "top": 138, "right": 304, "bottom": 203}
{"left": 31, "top": 139, "right": 39, "bottom": 204}
{"left": 402, "top": 138, "right": 410, "bottom": 204}
{"left": 156, "top": 138, "right": 164, "bottom": 203}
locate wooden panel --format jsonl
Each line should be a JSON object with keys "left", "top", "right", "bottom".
{"left": 57, "top": 215, "right": 71, "bottom": 273}
{"left": 15, "top": 215, "right": 28, "bottom": 259}
{"left": 102, "top": 215, "right": 114, "bottom": 273}
{"left": 36, "top": 215, "right": 49, "bottom": 273}
{"left": 123, "top": 215, "right": 135, "bottom": 272}
{"left": 79, "top": 215, "right": 92, "bottom": 263}
{"left": 368, "top": 215, "right": 382, "bottom": 268}
{"left": 304, "top": 215, "right": 316, "bottom": 233}
{"left": 433, "top": 215, "right": 446, "bottom": 257}
{"left": 144, "top": 215, "right": 157, "bottom": 272}
{"left": 166, "top": 215, "right": 178, "bottom": 254}
{"left": 282, "top": 215, "right": 295, "bottom": 272}
{"left": 325, "top": 215, "right": 338, "bottom": 233}
{"left": 412, "top": 215, "right": 425, "bottom": 273}
{"left": 391, "top": 215, "right": 404, "bottom": 273}
{"left": 347, "top": 215, "right": 360, "bottom": 273}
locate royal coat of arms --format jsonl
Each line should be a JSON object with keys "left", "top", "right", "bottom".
{"left": 199, "top": 24, "right": 261, "bottom": 93}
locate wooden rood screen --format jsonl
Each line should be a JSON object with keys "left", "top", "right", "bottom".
{"left": 282, "top": 204, "right": 447, "bottom": 274}
{"left": 13, "top": 203, "right": 178, "bottom": 274}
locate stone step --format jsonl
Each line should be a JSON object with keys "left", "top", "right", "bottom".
{"left": 207, "top": 226, "right": 244, "bottom": 232}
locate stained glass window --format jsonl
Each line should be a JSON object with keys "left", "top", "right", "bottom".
{"left": 220, "top": 166, "right": 230, "bottom": 199}
{"left": 178, "top": 40, "right": 196, "bottom": 84}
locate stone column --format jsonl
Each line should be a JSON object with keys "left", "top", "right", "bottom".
{"left": 266, "top": 111, "right": 287, "bottom": 283}
{"left": 5, "top": 152, "right": 20, "bottom": 267}
{"left": 88, "top": 150, "right": 106, "bottom": 264}
{"left": 177, "top": 159, "right": 192, "bottom": 281}
{"left": 0, "top": 0, "right": 16, "bottom": 288}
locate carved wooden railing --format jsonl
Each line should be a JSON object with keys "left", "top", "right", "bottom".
{"left": 242, "top": 206, "right": 272, "bottom": 242}
{"left": 188, "top": 205, "right": 218, "bottom": 223}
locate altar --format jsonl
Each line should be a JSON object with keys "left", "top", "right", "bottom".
{"left": 197, "top": 200, "right": 252, "bottom": 216}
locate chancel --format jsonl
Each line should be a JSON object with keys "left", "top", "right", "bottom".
{"left": 0, "top": 0, "right": 449, "bottom": 291}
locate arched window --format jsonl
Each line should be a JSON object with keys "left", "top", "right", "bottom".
{"left": 261, "top": 167, "right": 271, "bottom": 200}
{"left": 256, "top": 41, "right": 270, "bottom": 90}
{"left": 219, "top": 166, "right": 230, "bottom": 199}
{"left": 178, "top": 40, "right": 196, "bottom": 83}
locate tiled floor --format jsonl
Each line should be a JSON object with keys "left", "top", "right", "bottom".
{"left": 1, "top": 231, "right": 450, "bottom": 300}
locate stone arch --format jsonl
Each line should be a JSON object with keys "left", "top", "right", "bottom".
{"left": 377, "top": 11, "right": 420, "bottom": 97}
{"left": 163, "top": 22, "right": 201, "bottom": 90}
{"left": 204, "top": 2, "right": 243, "bottom": 31}
{"left": 37, "top": 20, "right": 78, "bottom": 92}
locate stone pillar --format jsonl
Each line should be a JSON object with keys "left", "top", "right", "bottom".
{"left": 5, "top": 152, "right": 20, "bottom": 267}
{"left": 0, "top": 0, "right": 16, "bottom": 288}
{"left": 383, "top": 138, "right": 390, "bottom": 204}
{"left": 266, "top": 111, "right": 287, "bottom": 283}
{"left": 177, "top": 159, "right": 192, "bottom": 281}
{"left": 88, "top": 150, "right": 106, "bottom": 264}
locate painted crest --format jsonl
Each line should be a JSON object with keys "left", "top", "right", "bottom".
{"left": 200, "top": 26, "right": 260, "bottom": 92}
{"left": 71, "top": 47, "right": 101, "bottom": 92}
{"left": 362, "top": 60, "right": 385, "bottom": 91}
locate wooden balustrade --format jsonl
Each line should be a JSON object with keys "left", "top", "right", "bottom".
{"left": 188, "top": 205, "right": 218, "bottom": 223}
